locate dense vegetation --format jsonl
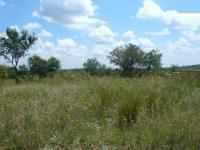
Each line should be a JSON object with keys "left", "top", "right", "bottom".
{"left": 0, "top": 74, "right": 200, "bottom": 149}
{"left": 1, "top": 28, "right": 200, "bottom": 150}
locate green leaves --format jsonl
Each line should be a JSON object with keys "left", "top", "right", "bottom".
{"left": 0, "top": 27, "right": 37, "bottom": 72}
{"left": 28, "top": 55, "right": 61, "bottom": 77}
{"left": 108, "top": 44, "right": 162, "bottom": 77}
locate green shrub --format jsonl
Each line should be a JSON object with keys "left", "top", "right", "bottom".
{"left": 118, "top": 99, "right": 141, "bottom": 127}
{"left": 0, "top": 65, "right": 8, "bottom": 79}
{"left": 0, "top": 76, "right": 200, "bottom": 149}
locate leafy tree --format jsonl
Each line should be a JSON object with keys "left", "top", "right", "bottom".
{"left": 47, "top": 57, "right": 61, "bottom": 72}
{"left": 108, "top": 44, "right": 163, "bottom": 77}
{"left": 83, "top": 58, "right": 102, "bottom": 75}
{"left": 28, "top": 55, "right": 48, "bottom": 77}
{"left": 18, "top": 65, "right": 29, "bottom": 76}
{"left": 144, "top": 50, "right": 162, "bottom": 72}
{"left": 0, "top": 28, "right": 37, "bottom": 74}
{"left": 108, "top": 44, "right": 145, "bottom": 76}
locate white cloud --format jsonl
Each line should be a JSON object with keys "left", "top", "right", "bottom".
{"left": 181, "top": 30, "right": 200, "bottom": 42}
{"left": 56, "top": 38, "right": 87, "bottom": 57}
{"left": 24, "top": 22, "right": 41, "bottom": 30}
{"left": 122, "top": 30, "right": 155, "bottom": 51}
{"left": 137, "top": 0, "right": 200, "bottom": 31}
{"left": 39, "top": 29, "right": 53, "bottom": 37}
{"left": 0, "top": 0, "right": 5, "bottom": 6}
{"left": 147, "top": 28, "right": 171, "bottom": 36}
{"left": 89, "top": 25, "right": 117, "bottom": 44}
{"left": 135, "top": 38, "right": 156, "bottom": 50}
{"left": 123, "top": 30, "right": 136, "bottom": 39}
{"left": 30, "top": 37, "right": 88, "bottom": 68}
{"left": 31, "top": 37, "right": 87, "bottom": 58}
{"left": 91, "top": 29, "right": 156, "bottom": 58}
{"left": 92, "top": 44, "right": 109, "bottom": 56}
{"left": 164, "top": 37, "right": 192, "bottom": 55}
{"left": 162, "top": 37, "right": 200, "bottom": 66}
{"left": 34, "top": 0, "right": 100, "bottom": 30}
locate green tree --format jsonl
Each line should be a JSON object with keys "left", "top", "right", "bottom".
{"left": 83, "top": 58, "right": 101, "bottom": 76}
{"left": 0, "top": 28, "right": 37, "bottom": 74}
{"left": 18, "top": 65, "right": 29, "bottom": 76}
{"left": 47, "top": 57, "right": 61, "bottom": 72}
{"left": 0, "top": 65, "right": 8, "bottom": 79}
{"left": 108, "top": 44, "right": 145, "bottom": 76}
{"left": 28, "top": 55, "right": 48, "bottom": 77}
{"left": 144, "top": 50, "right": 162, "bottom": 72}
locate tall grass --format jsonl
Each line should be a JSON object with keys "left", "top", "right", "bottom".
{"left": 0, "top": 74, "right": 200, "bottom": 149}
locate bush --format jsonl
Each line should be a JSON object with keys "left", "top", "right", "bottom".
{"left": 28, "top": 55, "right": 48, "bottom": 77}
{"left": 47, "top": 57, "right": 61, "bottom": 72}
{"left": 118, "top": 97, "right": 141, "bottom": 127}
{"left": 0, "top": 65, "right": 8, "bottom": 79}
{"left": 28, "top": 55, "right": 61, "bottom": 77}
{"left": 18, "top": 65, "right": 29, "bottom": 76}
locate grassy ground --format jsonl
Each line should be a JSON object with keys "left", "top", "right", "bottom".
{"left": 0, "top": 74, "right": 200, "bottom": 150}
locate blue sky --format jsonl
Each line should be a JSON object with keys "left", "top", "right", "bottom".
{"left": 0, "top": 0, "right": 200, "bottom": 68}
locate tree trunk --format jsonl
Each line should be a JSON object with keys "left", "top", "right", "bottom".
{"left": 14, "top": 66, "right": 18, "bottom": 76}
{"left": 13, "top": 66, "right": 19, "bottom": 83}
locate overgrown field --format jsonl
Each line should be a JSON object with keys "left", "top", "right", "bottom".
{"left": 0, "top": 74, "right": 200, "bottom": 150}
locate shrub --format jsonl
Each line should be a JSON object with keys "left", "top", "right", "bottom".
{"left": 0, "top": 65, "right": 8, "bottom": 79}
{"left": 28, "top": 55, "right": 48, "bottom": 77}
{"left": 47, "top": 57, "right": 61, "bottom": 73}
{"left": 118, "top": 98, "right": 141, "bottom": 127}
{"left": 18, "top": 65, "right": 29, "bottom": 76}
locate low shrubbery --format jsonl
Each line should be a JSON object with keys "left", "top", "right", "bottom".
{"left": 0, "top": 75, "right": 200, "bottom": 149}
{"left": 0, "top": 55, "right": 61, "bottom": 80}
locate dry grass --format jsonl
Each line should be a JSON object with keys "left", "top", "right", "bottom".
{"left": 0, "top": 74, "right": 200, "bottom": 149}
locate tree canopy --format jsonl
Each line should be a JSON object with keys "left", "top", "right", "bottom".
{"left": 47, "top": 57, "right": 61, "bottom": 72}
{"left": 28, "top": 55, "right": 48, "bottom": 77}
{"left": 108, "top": 44, "right": 162, "bottom": 76}
{"left": 83, "top": 58, "right": 102, "bottom": 76}
{"left": 28, "top": 55, "right": 61, "bottom": 77}
{"left": 0, "top": 28, "right": 37, "bottom": 73}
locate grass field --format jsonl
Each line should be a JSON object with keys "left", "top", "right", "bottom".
{"left": 0, "top": 74, "right": 200, "bottom": 150}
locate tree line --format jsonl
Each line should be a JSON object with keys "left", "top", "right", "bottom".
{"left": 0, "top": 27, "right": 162, "bottom": 79}
{"left": 84, "top": 44, "right": 162, "bottom": 77}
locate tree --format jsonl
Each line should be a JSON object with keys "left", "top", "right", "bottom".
{"left": 83, "top": 58, "right": 102, "bottom": 75}
{"left": 108, "top": 44, "right": 145, "bottom": 76}
{"left": 28, "top": 55, "right": 48, "bottom": 77}
{"left": 47, "top": 57, "right": 61, "bottom": 72}
{"left": 18, "top": 65, "right": 29, "bottom": 76}
{"left": 144, "top": 50, "right": 162, "bottom": 72}
{"left": 0, "top": 28, "right": 37, "bottom": 74}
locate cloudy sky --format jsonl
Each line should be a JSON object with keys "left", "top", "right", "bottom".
{"left": 0, "top": 0, "right": 200, "bottom": 68}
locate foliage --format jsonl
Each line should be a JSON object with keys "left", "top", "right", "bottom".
{"left": 83, "top": 58, "right": 112, "bottom": 76}
{"left": 108, "top": 44, "right": 162, "bottom": 76}
{"left": 28, "top": 55, "right": 61, "bottom": 77}
{"left": 0, "top": 65, "right": 8, "bottom": 79}
{"left": 28, "top": 55, "right": 48, "bottom": 77}
{"left": 0, "top": 28, "right": 37, "bottom": 73}
{"left": 0, "top": 75, "right": 200, "bottom": 149}
{"left": 144, "top": 49, "right": 162, "bottom": 72}
{"left": 83, "top": 58, "right": 101, "bottom": 75}
{"left": 169, "top": 64, "right": 183, "bottom": 73}
{"left": 18, "top": 65, "right": 29, "bottom": 76}
{"left": 47, "top": 57, "right": 61, "bottom": 72}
